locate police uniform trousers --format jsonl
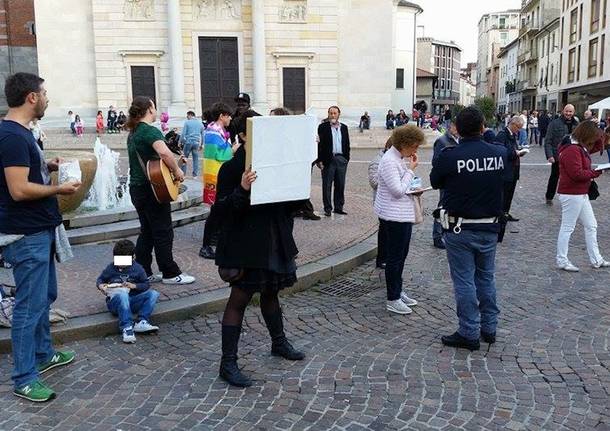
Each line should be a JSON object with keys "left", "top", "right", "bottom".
{"left": 443, "top": 229, "right": 500, "bottom": 340}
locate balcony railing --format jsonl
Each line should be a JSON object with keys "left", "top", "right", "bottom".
{"left": 517, "top": 49, "right": 538, "bottom": 64}
{"left": 516, "top": 80, "right": 537, "bottom": 91}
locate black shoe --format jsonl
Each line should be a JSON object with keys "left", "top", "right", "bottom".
{"left": 505, "top": 214, "right": 519, "bottom": 222}
{"left": 199, "top": 245, "right": 215, "bottom": 259}
{"left": 303, "top": 213, "right": 321, "bottom": 221}
{"left": 433, "top": 241, "right": 446, "bottom": 250}
{"left": 324, "top": 211, "right": 332, "bottom": 217}
{"left": 441, "top": 331, "right": 480, "bottom": 351}
{"left": 219, "top": 325, "right": 252, "bottom": 387}
{"left": 333, "top": 210, "right": 348, "bottom": 215}
{"left": 481, "top": 331, "right": 496, "bottom": 344}
{"left": 262, "top": 310, "right": 305, "bottom": 361}
{"left": 376, "top": 262, "right": 386, "bottom": 269}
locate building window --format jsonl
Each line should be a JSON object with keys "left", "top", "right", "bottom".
{"left": 579, "top": 4, "right": 583, "bottom": 40}
{"left": 550, "top": 64, "right": 554, "bottom": 85}
{"left": 604, "top": 0, "right": 608, "bottom": 27}
{"left": 601, "top": 34, "right": 605, "bottom": 74}
{"left": 588, "top": 38, "right": 598, "bottom": 77}
{"left": 499, "top": 17, "right": 506, "bottom": 28}
{"left": 568, "top": 48, "right": 576, "bottom": 82}
{"left": 591, "top": 0, "right": 601, "bottom": 33}
{"left": 542, "top": 39, "right": 546, "bottom": 58}
{"left": 395, "top": 68, "right": 404, "bottom": 89}
{"left": 577, "top": 45, "right": 581, "bottom": 80}
{"left": 559, "top": 53, "right": 563, "bottom": 84}
{"left": 570, "top": 9, "right": 577, "bottom": 44}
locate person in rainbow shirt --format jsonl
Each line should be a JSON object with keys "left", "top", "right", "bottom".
{"left": 200, "top": 102, "right": 238, "bottom": 259}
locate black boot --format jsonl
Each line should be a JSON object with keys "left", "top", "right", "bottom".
{"left": 262, "top": 310, "right": 305, "bottom": 360}
{"left": 219, "top": 325, "right": 252, "bottom": 387}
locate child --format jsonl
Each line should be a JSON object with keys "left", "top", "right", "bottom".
{"left": 75, "top": 115, "right": 84, "bottom": 137}
{"left": 96, "top": 240, "right": 160, "bottom": 343}
{"left": 107, "top": 106, "right": 118, "bottom": 133}
{"left": 160, "top": 111, "right": 170, "bottom": 133}
{"left": 96, "top": 111, "right": 104, "bottom": 135}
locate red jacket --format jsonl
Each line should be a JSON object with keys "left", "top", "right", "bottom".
{"left": 557, "top": 143, "right": 601, "bottom": 195}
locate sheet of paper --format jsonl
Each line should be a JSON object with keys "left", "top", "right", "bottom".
{"left": 595, "top": 163, "right": 610, "bottom": 171}
{"left": 246, "top": 115, "right": 318, "bottom": 205}
{"left": 406, "top": 186, "right": 433, "bottom": 195}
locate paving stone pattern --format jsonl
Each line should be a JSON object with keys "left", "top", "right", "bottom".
{"left": 0, "top": 144, "right": 609, "bottom": 430}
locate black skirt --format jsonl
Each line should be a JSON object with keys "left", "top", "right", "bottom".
{"left": 231, "top": 268, "right": 297, "bottom": 292}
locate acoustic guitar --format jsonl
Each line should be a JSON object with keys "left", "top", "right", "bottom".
{"left": 147, "top": 159, "right": 180, "bottom": 203}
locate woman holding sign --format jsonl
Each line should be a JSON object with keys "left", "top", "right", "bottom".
{"left": 213, "top": 108, "right": 306, "bottom": 388}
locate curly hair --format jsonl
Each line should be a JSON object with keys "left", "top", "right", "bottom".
{"left": 391, "top": 125, "right": 425, "bottom": 150}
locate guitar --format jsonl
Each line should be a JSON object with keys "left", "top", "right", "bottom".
{"left": 147, "top": 159, "right": 180, "bottom": 203}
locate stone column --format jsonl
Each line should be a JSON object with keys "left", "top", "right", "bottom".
{"left": 252, "top": 0, "right": 267, "bottom": 113}
{"left": 167, "top": 0, "right": 186, "bottom": 116}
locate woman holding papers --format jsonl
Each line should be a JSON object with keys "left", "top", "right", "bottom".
{"left": 374, "top": 125, "right": 425, "bottom": 315}
{"left": 213, "top": 108, "right": 306, "bottom": 388}
{"left": 556, "top": 121, "right": 609, "bottom": 272}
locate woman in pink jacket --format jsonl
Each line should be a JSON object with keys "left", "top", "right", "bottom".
{"left": 556, "top": 120, "right": 608, "bottom": 272}
{"left": 374, "top": 125, "right": 425, "bottom": 314}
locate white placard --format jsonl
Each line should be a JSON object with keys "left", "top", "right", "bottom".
{"left": 246, "top": 115, "right": 318, "bottom": 205}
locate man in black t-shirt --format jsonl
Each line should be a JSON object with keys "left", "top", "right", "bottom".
{"left": 0, "top": 73, "right": 81, "bottom": 402}
{"left": 229, "top": 92, "right": 260, "bottom": 144}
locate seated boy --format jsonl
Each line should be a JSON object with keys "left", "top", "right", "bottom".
{"left": 96, "top": 240, "right": 160, "bottom": 343}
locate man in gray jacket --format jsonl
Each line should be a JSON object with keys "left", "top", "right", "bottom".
{"left": 544, "top": 104, "right": 578, "bottom": 204}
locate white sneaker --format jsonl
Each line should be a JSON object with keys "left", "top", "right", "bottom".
{"left": 133, "top": 320, "right": 159, "bottom": 333}
{"left": 386, "top": 299, "right": 412, "bottom": 315}
{"left": 400, "top": 292, "right": 418, "bottom": 306}
{"left": 557, "top": 262, "right": 580, "bottom": 272}
{"left": 147, "top": 273, "right": 162, "bottom": 283}
{"left": 162, "top": 273, "right": 195, "bottom": 285}
{"left": 592, "top": 260, "right": 610, "bottom": 269}
{"left": 122, "top": 326, "right": 136, "bottom": 343}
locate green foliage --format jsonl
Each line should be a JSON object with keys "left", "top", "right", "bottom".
{"left": 451, "top": 104, "right": 465, "bottom": 119}
{"left": 474, "top": 96, "right": 497, "bottom": 127}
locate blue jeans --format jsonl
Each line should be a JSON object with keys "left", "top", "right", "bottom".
{"left": 518, "top": 129, "right": 527, "bottom": 147}
{"left": 444, "top": 230, "right": 499, "bottom": 340}
{"left": 382, "top": 220, "right": 413, "bottom": 301}
{"left": 107, "top": 289, "right": 160, "bottom": 330}
{"left": 182, "top": 142, "right": 201, "bottom": 176}
{"left": 607, "top": 149, "right": 610, "bottom": 163}
{"left": 3, "top": 229, "right": 57, "bottom": 389}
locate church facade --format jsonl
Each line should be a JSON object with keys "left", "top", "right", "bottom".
{"left": 34, "top": 0, "right": 421, "bottom": 121}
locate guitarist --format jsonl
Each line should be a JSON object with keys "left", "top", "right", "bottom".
{"left": 126, "top": 96, "right": 195, "bottom": 286}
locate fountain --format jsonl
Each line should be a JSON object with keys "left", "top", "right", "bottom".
{"left": 82, "top": 138, "right": 131, "bottom": 211}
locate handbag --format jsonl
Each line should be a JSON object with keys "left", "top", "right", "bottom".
{"left": 412, "top": 194, "right": 424, "bottom": 224}
{"left": 588, "top": 180, "right": 600, "bottom": 200}
{"left": 218, "top": 267, "right": 245, "bottom": 283}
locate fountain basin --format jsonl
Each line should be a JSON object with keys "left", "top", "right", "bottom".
{"left": 46, "top": 150, "right": 97, "bottom": 214}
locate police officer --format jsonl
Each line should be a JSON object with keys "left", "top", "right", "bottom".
{"left": 430, "top": 106, "right": 507, "bottom": 351}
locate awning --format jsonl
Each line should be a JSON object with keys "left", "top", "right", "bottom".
{"left": 588, "top": 96, "right": 610, "bottom": 111}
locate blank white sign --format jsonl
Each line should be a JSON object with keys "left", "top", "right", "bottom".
{"left": 246, "top": 115, "right": 318, "bottom": 205}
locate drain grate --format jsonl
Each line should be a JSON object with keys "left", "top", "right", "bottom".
{"left": 317, "top": 271, "right": 383, "bottom": 299}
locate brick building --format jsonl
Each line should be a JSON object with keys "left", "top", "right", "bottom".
{"left": 0, "top": 0, "right": 38, "bottom": 114}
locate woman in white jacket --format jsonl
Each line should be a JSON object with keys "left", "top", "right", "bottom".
{"left": 374, "top": 125, "right": 425, "bottom": 315}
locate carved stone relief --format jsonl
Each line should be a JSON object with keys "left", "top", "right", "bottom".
{"left": 193, "top": 0, "right": 242, "bottom": 20}
{"left": 279, "top": 3, "right": 306, "bottom": 23}
{"left": 124, "top": 0, "right": 155, "bottom": 21}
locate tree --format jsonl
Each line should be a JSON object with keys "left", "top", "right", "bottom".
{"left": 474, "top": 96, "right": 497, "bottom": 127}
{"left": 451, "top": 104, "right": 465, "bottom": 119}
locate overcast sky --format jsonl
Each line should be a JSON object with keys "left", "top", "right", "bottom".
{"left": 417, "top": 0, "right": 522, "bottom": 67}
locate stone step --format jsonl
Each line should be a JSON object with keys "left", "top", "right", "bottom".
{"left": 67, "top": 205, "right": 209, "bottom": 245}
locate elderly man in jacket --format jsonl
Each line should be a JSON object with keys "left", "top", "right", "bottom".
{"left": 544, "top": 104, "right": 579, "bottom": 205}
{"left": 495, "top": 116, "right": 525, "bottom": 221}
{"left": 431, "top": 121, "right": 459, "bottom": 249}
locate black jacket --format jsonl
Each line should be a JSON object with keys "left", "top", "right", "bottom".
{"left": 316, "top": 122, "right": 350, "bottom": 165}
{"left": 430, "top": 137, "right": 506, "bottom": 232}
{"left": 495, "top": 128, "right": 520, "bottom": 181}
{"left": 214, "top": 146, "right": 303, "bottom": 270}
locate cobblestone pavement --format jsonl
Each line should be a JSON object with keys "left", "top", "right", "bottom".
{"left": 1, "top": 143, "right": 610, "bottom": 430}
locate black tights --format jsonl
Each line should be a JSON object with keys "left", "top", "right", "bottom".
{"left": 222, "top": 287, "right": 281, "bottom": 327}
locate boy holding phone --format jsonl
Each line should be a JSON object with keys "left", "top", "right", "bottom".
{"left": 96, "top": 240, "right": 160, "bottom": 343}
